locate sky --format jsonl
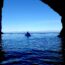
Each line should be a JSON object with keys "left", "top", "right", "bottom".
{"left": 2, "top": 0, "right": 62, "bottom": 33}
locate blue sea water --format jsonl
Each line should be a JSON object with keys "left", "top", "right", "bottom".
{"left": 0, "top": 32, "right": 63, "bottom": 65}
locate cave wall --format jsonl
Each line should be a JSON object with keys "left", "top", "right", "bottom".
{"left": 41, "top": 0, "right": 65, "bottom": 38}
{"left": 0, "top": 0, "right": 3, "bottom": 39}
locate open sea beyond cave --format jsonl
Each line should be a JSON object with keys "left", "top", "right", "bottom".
{"left": 0, "top": 32, "right": 63, "bottom": 65}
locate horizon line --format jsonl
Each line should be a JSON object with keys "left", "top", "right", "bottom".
{"left": 2, "top": 31, "right": 60, "bottom": 34}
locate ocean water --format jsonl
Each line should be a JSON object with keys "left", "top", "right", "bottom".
{"left": 0, "top": 32, "right": 63, "bottom": 65}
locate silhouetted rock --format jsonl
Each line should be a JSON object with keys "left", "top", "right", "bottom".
{"left": 25, "top": 32, "right": 31, "bottom": 38}
{"left": 41, "top": 0, "right": 64, "bottom": 38}
{"left": 0, "top": 32, "right": 3, "bottom": 34}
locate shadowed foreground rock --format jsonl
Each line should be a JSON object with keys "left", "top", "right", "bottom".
{"left": 41, "top": 0, "right": 65, "bottom": 38}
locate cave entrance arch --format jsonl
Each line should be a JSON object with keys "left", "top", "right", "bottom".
{"left": 0, "top": 0, "right": 64, "bottom": 38}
